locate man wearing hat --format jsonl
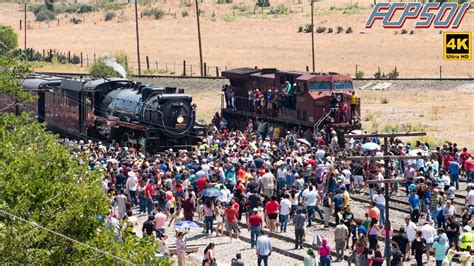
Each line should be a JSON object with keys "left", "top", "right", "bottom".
{"left": 460, "top": 225, "right": 474, "bottom": 251}
{"left": 249, "top": 208, "right": 263, "bottom": 249}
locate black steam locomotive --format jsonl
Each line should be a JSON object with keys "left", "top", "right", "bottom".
{"left": 0, "top": 74, "right": 206, "bottom": 152}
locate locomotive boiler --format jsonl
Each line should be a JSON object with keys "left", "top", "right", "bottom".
{"left": 0, "top": 75, "right": 205, "bottom": 153}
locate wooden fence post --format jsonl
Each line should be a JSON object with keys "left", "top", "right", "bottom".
{"left": 355, "top": 64, "right": 358, "bottom": 77}
{"left": 183, "top": 60, "right": 186, "bottom": 76}
{"left": 306, "top": 66, "right": 309, "bottom": 71}
{"left": 68, "top": 51, "right": 71, "bottom": 63}
{"left": 146, "top": 56, "right": 150, "bottom": 70}
{"left": 190, "top": 65, "right": 193, "bottom": 77}
{"left": 20, "top": 20, "right": 22, "bottom": 30}
{"left": 165, "top": 63, "right": 168, "bottom": 73}
{"left": 80, "top": 52, "right": 83, "bottom": 67}
{"left": 203, "top": 62, "right": 207, "bottom": 76}
{"left": 439, "top": 65, "right": 442, "bottom": 79}
{"left": 155, "top": 61, "right": 159, "bottom": 71}
{"left": 42, "top": 49, "right": 45, "bottom": 60}
{"left": 216, "top": 66, "right": 219, "bottom": 77}
{"left": 94, "top": 53, "right": 96, "bottom": 63}
{"left": 49, "top": 49, "right": 53, "bottom": 60}
{"left": 87, "top": 54, "right": 89, "bottom": 67}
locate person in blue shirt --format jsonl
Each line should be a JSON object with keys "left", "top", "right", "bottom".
{"left": 332, "top": 190, "right": 345, "bottom": 225}
{"left": 449, "top": 160, "right": 460, "bottom": 190}
{"left": 254, "top": 155, "right": 264, "bottom": 170}
{"left": 408, "top": 190, "right": 420, "bottom": 223}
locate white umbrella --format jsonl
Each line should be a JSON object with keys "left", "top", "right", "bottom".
{"left": 362, "top": 142, "right": 380, "bottom": 151}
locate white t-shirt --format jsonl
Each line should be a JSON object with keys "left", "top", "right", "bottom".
{"left": 406, "top": 221, "right": 417, "bottom": 242}
{"left": 468, "top": 190, "right": 474, "bottom": 206}
{"left": 373, "top": 194, "right": 385, "bottom": 206}
{"left": 421, "top": 224, "right": 436, "bottom": 244}
{"left": 342, "top": 169, "right": 352, "bottom": 185}
{"left": 277, "top": 168, "right": 287, "bottom": 179}
{"left": 305, "top": 190, "right": 318, "bottom": 207}
{"left": 280, "top": 199, "right": 292, "bottom": 216}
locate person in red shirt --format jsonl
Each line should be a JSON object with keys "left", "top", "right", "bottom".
{"left": 444, "top": 153, "right": 454, "bottom": 171}
{"left": 225, "top": 203, "right": 239, "bottom": 242}
{"left": 196, "top": 175, "right": 207, "bottom": 193}
{"left": 145, "top": 180, "right": 155, "bottom": 214}
{"left": 460, "top": 148, "right": 472, "bottom": 173}
{"left": 248, "top": 208, "right": 263, "bottom": 248}
{"left": 265, "top": 196, "right": 280, "bottom": 232}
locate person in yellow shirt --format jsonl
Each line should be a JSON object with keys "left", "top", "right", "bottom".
{"left": 350, "top": 91, "right": 358, "bottom": 117}
{"left": 273, "top": 126, "right": 281, "bottom": 141}
{"left": 342, "top": 186, "right": 351, "bottom": 209}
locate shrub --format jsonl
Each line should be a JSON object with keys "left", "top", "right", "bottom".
{"left": 105, "top": 11, "right": 116, "bottom": 21}
{"left": 355, "top": 70, "right": 364, "bottom": 79}
{"left": 34, "top": 7, "right": 56, "bottom": 22}
{"left": 346, "top": 27, "right": 353, "bottom": 33}
{"left": 401, "top": 29, "right": 408, "bottom": 34}
{"left": 327, "top": 27, "right": 333, "bottom": 33}
{"left": 380, "top": 97, "right": 389, "bottom": 104}
{"left": 410, "top": 30, "right": 414, "bottom": 35}
{"left": 181, "top": 10, "right": 189, "bottom": 17}
{"left": 143, "top": 7, "right": 165, "bottom": 20}
{"left": 374, "top": 69, "right": 383, "bottom": 79}
{"left": 336, "top": 26, "right": 344, "bottom": 34}
{"left": 0, "top": 25, "right": 18, "bottom": 54}
{"left": 316, "top": 26, "right": 326, "bottom": 33}
{"left": 69, "top": 18, "right": 82, "bottom": 24}
{"left": 342, "top": 3, "right": 360, "bottom": 15}
{"left": 222, "top": 15, "right": 235, "bottom": 22}
{"left": 298, "top": 26, "right": 303, "bottom": 32}
{"left": 387, "top": 67, "right": 399, "bottom": 79}
{"left": 273, "top": 4, "right": 289, "bottom": 15}
{"left": 304, "top": 24, "right": 313, "bottom": 33}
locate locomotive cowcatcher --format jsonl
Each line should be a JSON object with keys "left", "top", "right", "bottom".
{"left": 0, "top": 74, "right": 206, "bottom": 153}
{"left": 220, "top": 68, "right": 361, "bottom": 133}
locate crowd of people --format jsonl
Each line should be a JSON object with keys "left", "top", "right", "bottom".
{"left": 65, "top": 116, "right": 474, "bottom": 266}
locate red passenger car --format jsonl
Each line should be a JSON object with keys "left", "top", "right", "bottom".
{"left": 221, "top": 68, "right": 361, "bottom": 132}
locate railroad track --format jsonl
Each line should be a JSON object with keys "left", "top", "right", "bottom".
{"left": 35, "top": 72, "right": 474, "bottom": 81}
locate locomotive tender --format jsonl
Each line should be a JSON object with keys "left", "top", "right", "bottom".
{"left": 0, "top": 74, "right": 205, "bottom": 152}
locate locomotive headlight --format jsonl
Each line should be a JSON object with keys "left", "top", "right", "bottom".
{"left": 176, "top": 115, "right": 184, "bottom": 124}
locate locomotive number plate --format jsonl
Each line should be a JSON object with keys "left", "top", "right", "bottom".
{"left": 175, "top": 124, "right": 186, "bottom": 129}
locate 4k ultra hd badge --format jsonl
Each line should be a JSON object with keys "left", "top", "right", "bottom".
{"left": 444, "top": 32, "right": 472, "bottom": 60}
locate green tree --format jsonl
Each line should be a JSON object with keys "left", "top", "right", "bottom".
{"left": 0, "top": 25, "right": 18, "bottom": 54}
{"left": 0, "top": 55, "right": 169, "bottom": 264}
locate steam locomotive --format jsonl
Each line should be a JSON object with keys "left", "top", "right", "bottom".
{"left": 0, "top": 74, "right": 206, "bottom": 153}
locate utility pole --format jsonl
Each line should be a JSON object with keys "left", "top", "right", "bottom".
{"left": 195, "top": 0, "right": 204, "bottom": 76}
{"left": 24, "top": 1, "right": 27, "bottom": 53}
{"left": 134, "top": 0, "right": 141, "bottom": 75}
{"left": 310, "top": 0, "right": 315, "bottom": 72}
{"left": 343, "top": 131, "right": 427, "bottom": 266}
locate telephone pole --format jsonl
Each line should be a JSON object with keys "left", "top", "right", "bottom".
{"left": 195, "top": 0, "right": 204, "bottom": 76}
{"left": 310, "top": 0, "right": 315, "bottom": 72}
{"left": 24, "top": 1, "right": 27, "bottom": 53}
{"left": 343, "top": 131, "right": 427, "bottom": 266}
{"left": 134, "top": 0, "right": 141, "bottom": 75}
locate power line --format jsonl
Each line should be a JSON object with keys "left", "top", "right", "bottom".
{"left": 0, "top": 209, "right": 135, "bottom": 265}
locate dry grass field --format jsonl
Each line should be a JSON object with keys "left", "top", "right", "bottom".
{"left": 0, "top": 0, "right": 473, "bottom": 77}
